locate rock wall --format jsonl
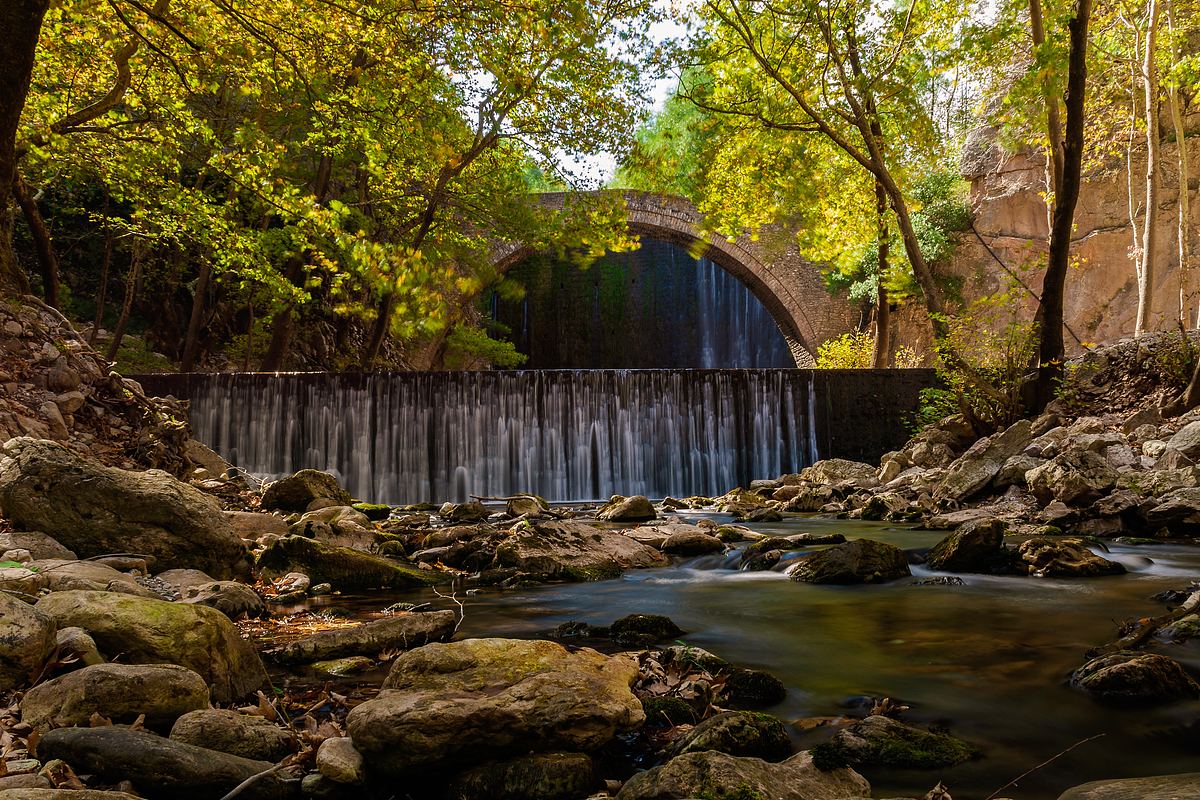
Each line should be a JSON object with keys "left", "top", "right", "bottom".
{"left": 0, "top": 298, "right": 190, "bottom": 473}
{"left": 897, "top": 131, "right": 1200, "bottom": 357}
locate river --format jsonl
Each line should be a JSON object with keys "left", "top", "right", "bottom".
{"left": 328, "top": 516, "right": 1200, "bottom": 799}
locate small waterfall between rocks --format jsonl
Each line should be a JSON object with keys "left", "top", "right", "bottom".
{"left": 144, "top": 370, "right": 819, "bottom": 504}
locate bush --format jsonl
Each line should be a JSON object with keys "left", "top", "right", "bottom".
{"left": 815, "top": 331, "right": 875, "bottom": 369}
{"left": 931, "top": 286, "right": 1036, "bottom": 432}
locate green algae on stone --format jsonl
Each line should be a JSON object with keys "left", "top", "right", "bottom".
{"left": 352, "top": 502, "right": 392, "bottom": 521}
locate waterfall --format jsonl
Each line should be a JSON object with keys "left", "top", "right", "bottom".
{"left": 149, "top": 370, "right": 819, "bottom": 504}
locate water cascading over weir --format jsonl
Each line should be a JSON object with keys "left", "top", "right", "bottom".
{"left": 137, "top": 369, "right": 931, "bottom": 504}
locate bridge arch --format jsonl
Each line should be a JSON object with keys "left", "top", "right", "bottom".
{"left": 491, "top": 191, "right": 857, "bottom": 367}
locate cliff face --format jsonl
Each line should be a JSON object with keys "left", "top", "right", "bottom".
{"left": 948, "top": 128, "right": 1200, "bottom": 352}
{"left": 895, "top": 129, "right": 1200, "bottom": 359}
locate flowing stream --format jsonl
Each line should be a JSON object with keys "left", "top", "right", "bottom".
{"left": 341, "top": 517, "right": 1200, "bottom": 800}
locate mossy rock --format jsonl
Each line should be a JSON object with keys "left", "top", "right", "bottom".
{"left": 609, "top": 614, "right": 684, "bottom": 647}
{"left": 723, "top": 668, "right": 787, "bottom": 709}
{"left": 256, "top": 536, "right": 445, "bottom": 590}
{"left": 666, "top": 711, "right": 792, "bottom": 761}
{"left": 641, "top": 696, "right": 698, "bottom": 727}
{"left": 821, "top": 715, "right": 976, "bottom": 769}
{"left": 352, "top": 502, "right": 392, "bottom": 521}
{"left": 446, "top": 752, "right": 597, "bottom": 800}
{"left": 311, "top": 656, "right": 374, "bottom": 677}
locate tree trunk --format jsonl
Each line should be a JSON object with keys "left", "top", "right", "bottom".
{"left": 1034, "top": 0, "right": 1094, "bottom": 410}
{"left": 180, "top": 260, "right": 212, "bottom": 372}
{"left": 362, "top": 292, "right": 394, "bottom": 369}
{"left": 106, "top": 249, "right": 142, "bottom": 363}
{"left": 1166, "top": 0, "right": 1193, "bottom": 327}
{"left": 259, "top": 306, "right": 294, "bottom": 372}
{"left": 90, "top": 191, "right": 112, "bottom": 345}
{"left": 1136, "top": 0, "right": 1162, "bottom": 336}
{"left": 243, "top": 302, "right": 254, "bottom": 371}
{"left": 871, "top": 179, "right": 891, "bottom": 369}
{"left": 259, "top": 257, "right": 304, "bottom": 371}
{"left": 0, "top": 0, "right": 49, "bottom": 296}
{"left": 11, "top": 170, "right": 59, "bottom": 307}
{"left": 1029, "top": 0, "right": 1065, "bottom": 237}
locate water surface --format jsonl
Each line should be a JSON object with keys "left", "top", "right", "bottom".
{"left": 374, "top": 517, "right": 1200, "bottom": 799}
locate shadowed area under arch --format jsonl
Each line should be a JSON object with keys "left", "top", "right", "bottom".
{"left": 492, "top": 191, "right": 857, "bottom": 366}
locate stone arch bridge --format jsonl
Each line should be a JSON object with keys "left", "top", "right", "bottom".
{"left": 492, "top": 191, "right": 857, "bottom": 366}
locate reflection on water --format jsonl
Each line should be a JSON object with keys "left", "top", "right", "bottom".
{"left": 358, "top": 518, "right": 1200, "bottom": 799}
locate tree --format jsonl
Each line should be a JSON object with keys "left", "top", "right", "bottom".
{"left": 1033, "top": 0, "right": 1095, "bottom": 408}
{"left": 0, "top": 0, "right": 50, "bottom": 295}
{"left": 6, "top": 0, "right": 655, "bottom": 371}
{"left": 689, "top": 0, "right": 959, "bottom": 341}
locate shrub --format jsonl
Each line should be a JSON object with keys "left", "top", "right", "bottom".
{"left": 815, "top": 331, "right": 875, "bottom": 369}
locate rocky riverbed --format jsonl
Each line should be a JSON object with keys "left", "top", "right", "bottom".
{"left": 1, "top": 310, "right": 1199, "bottom": 799}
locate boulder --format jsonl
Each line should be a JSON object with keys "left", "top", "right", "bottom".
{"left": 1167, "top": 420, "right": 1200, "bottom": 459}
{"left": 276, "top": 610, "right": 457, "bottom": 664}
{"left": 817, "top": 714, "right": 976, "bottom": 769}
{"left": 1057, "top": 773, "right": 1200, "bottom": 799}
{"left": 1027, "top": 449, "right": 1119, "bottom": 507}
{"left": 169, "top": 708, "right": 293, "bottom": 762}
{"left": 860, "top": 492, "right": 908, "bottom": 521}
{"left": 615, "top": 750, "right": 870, "bottom": 800}
{"left": 607, "top": 614, "right": 684, "bottom": 647}
{"left": 260, "top": 469, "right": 351, "bottom": 512}
{"left": 1142, "top": 487, "right": 1200, "bottom": 532}
{"left": 934, "top": 419, "right": 1032, "bottom": 503}
{"left": 0, "top": 532, "right": 75, "bottom": 560}
{"left": 347, "top": 638, "right": 643, "bottom": 776}
{"left": 0, "top": 592, "right": 56, "bottom": 692}
{"left": 439, "top": 501, "right": 489, "bottom": 523}
{"left": 0, "top": 566, "right": 47, "bottom": 594}
{"left": 422, "top": 524, "right": 492, "bottom": 549}
{"left": 665, "top": 711, "right": 792, "bottom": 761}
{"left": 1119, "top": 466, "right": 1200, "bottom": 496}
{"left": 659, "top": 528, "right": 724, "bottom": 556}
{"left": 799, "top": 459, "right": 877, "bottom": 484}
{"left": 597, "top": 495, "right": 657, "bottom": 522}
{"left": 180, "top": 581, "right": 266, "bottom": 619}
{"left": 34, "top": 591, "right": 267, "bottom": 703}
{"left": 492, "top": 520, "right": 668, "bottom": 581}
{"left": 27, "top": 559, "right": 152, "bottom": 596}
{"left": 352, "top": 502, "right": 392, "bottom": 521}
{"left": 35, "top": 727, "right": 293, "bottom": 800}
{"left": 1070, "top": 651, "right": 1200, "bottom": 703}
{"left": 55, "top": 627, "right": 104, "bottom": 667}
{"left": 315, "top": 737, "right": 364, "bottom": 785}
{"left": 445, "top": 752, "right": 596, "bottom": 800}
{"left": 994, "top": 454, "right": 1043, "bottom": 489}
{"left": 256, "top": 536, "right": 442, "bottom": 591}
{"left": 20, "top": 663, "right": 209, "bottom": 731}
{"left": 185, "top": 439, "right": 235, "bottom": 479}
{"left": 223, "top": 512, "right": 289, "bottom": 541}
{"left": 926, "top": 518, "right": 1012, "bottom": 573}
{"left": 1016, "top": 538, "right": 1126, "bottom": 577}
{"left": 0, "top": 438, "right": 246, "bottom": 579}
{"left": 789, "top": 539, "right": 910, "bottom": 585}
{"left": 154, "top": 569, "right": 216, "bottom": 592}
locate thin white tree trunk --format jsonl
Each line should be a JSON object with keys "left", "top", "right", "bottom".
{"left": 1127, "top": 24, "right": 1145, "bottom": 310}
{"left": 1166, "top": 0, "right": 1194, "bottom": 326}
{"left": 1136, "top": 0, "right": 1162, "bottom": 336}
